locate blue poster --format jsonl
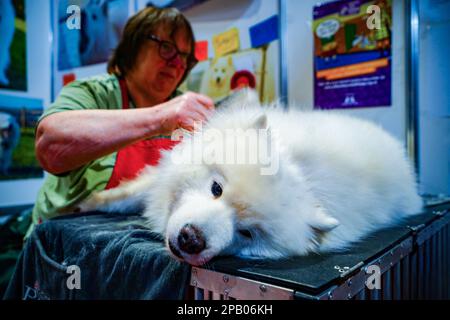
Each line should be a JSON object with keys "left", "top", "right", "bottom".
{"left": 0, "top": 95, "right": 43, "bottom": 180}
{"left": 0, "top": 0, "right": 27, "bottom": 91}
{"left": 313, "top": 0, "right": 392, "bottom": 109}
{"left": 58, "top": 0, "right": 129, "bottom": 71}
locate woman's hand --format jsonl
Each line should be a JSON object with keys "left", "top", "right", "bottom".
{"left": 156, "top": 92, "right": 215, "bottom": 135}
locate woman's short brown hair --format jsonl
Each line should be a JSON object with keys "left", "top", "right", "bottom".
{"left": 107, "top": 6, "right": 196, "bottom": 83}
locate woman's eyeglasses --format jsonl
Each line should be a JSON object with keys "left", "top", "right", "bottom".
{"left": 147, "top": 34, "right": 198, "bottom": 70}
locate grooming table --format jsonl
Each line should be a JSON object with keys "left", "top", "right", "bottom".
{"left": 3, "top": 200, "right": 449, "bottom": 300}
{"left": 190, "top": 200, "right": 450, "bottom": 300}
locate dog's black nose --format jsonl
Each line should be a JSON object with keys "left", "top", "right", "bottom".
{"left": 178, "top": 224, "right": 206, "bottom": 255}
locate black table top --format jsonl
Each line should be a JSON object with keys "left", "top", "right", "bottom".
{"left": 202, "top": 200, "right": 450, "bottom": 295}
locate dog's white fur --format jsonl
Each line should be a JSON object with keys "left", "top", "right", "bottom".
{"left": 80, "top": 90, "right": 422, "bottom": 266}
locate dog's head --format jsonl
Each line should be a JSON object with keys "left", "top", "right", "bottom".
{"left": 144, "top": 90, "right": 339, "bottom": 266}
{"left": 208, "top": 55, "right": 235, "bottom": 89}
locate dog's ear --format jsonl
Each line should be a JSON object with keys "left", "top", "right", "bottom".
{"left": 227, "top": 55, "right": 233, "bottom": 66}
{"left": 249, "top": 113, "right": 267, "bottom": 130}
{"left": 309, "top": 206, "right": 339, "bottom": 233}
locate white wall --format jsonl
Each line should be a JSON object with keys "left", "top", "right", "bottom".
{"left": 0, "top": 0, "right": 52, "bottom": 206}
{"left": 285, "top": 0, "right": 407, "bottom": 144}
{"left": 184, "top": 0, "right": 277, "bottom": 57}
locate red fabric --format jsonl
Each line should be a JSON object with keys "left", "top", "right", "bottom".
{"left": 105, "top": 138, "right": 179, "bottom": 189}
{"left": 105, "top": 78, "right": 179, "bottom": 190}
{"left": 195, "top": 40, "right": 208, "bottom": 61}
{"left": 63, "top": 73, "right": 76, "bottom": 86}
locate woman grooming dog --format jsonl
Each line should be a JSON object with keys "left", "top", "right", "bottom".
{"left": 30, "top": 6, "right": 214, "bottom": 237}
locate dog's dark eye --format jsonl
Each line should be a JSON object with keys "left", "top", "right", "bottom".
{"left": 238, "top": 229, "right": 253, "bottom": 239}
{"left": 211, "top": 181, "right": 223, "bottom": 198}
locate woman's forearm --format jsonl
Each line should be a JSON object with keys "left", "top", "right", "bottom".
{"left": 35, "top": 107, "right": 168, "bottom": 174}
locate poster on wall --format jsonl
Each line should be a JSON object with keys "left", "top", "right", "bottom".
{"left": 57, "top": 0, "right": 130, "bottom": 71}
{"left": 0, "top": 95, "right": 43, "bottom": 181}
{"left": 0, "top": 0, "right": 27, "bottom": 91}
{"left": 180, "top": 15, "right": 279, "bottom": 105}
{"left": 313, "top": 0, "right": 392, "bottom": 109}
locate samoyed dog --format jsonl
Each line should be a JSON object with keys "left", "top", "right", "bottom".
{"left": 200, "top": 55, "right": 235, "bottom": 101}
{"left": 80, "top": 90, "right": 422, "bottom": 266}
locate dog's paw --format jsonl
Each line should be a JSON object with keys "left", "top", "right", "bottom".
{"left": 77, "top": 186, "right": 138, "bottom": 212}
{"left": 76, "top": 193, "right": 103, "bottom": 212}
{"left": 77, "top": 190, "right": 115, "bottom": 212}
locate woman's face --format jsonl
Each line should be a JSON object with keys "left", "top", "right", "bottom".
{"left": 130, "top": 25, "right": 192, "bottom": 104}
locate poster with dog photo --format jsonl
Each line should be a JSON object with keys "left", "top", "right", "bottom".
{"left": 181, "top": 47, "right": 277, "bottom": 105}
{"left": 0, "top": 0, "right": 27, "bottom": 91}
{"left": 0, "top": 95, "right": 43, "bottom": 180}
{"left": 57, "top": 0, "right": 130, "bottom": 71}
{"left": 180, "top": 16, "right": 279, "bottom": 105}
{"left": 313, "top": 0, "right": 392, "bottom": 109}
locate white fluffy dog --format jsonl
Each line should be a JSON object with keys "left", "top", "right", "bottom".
{"left": 80, "top": 90, "right": 422, "bottom": 266}
{"left": 200, "top": 55, "right": 235, "bottom": 101}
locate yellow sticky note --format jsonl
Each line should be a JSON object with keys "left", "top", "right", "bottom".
{"left": 212, "top": 28, "right": 240, "bottom": 58}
